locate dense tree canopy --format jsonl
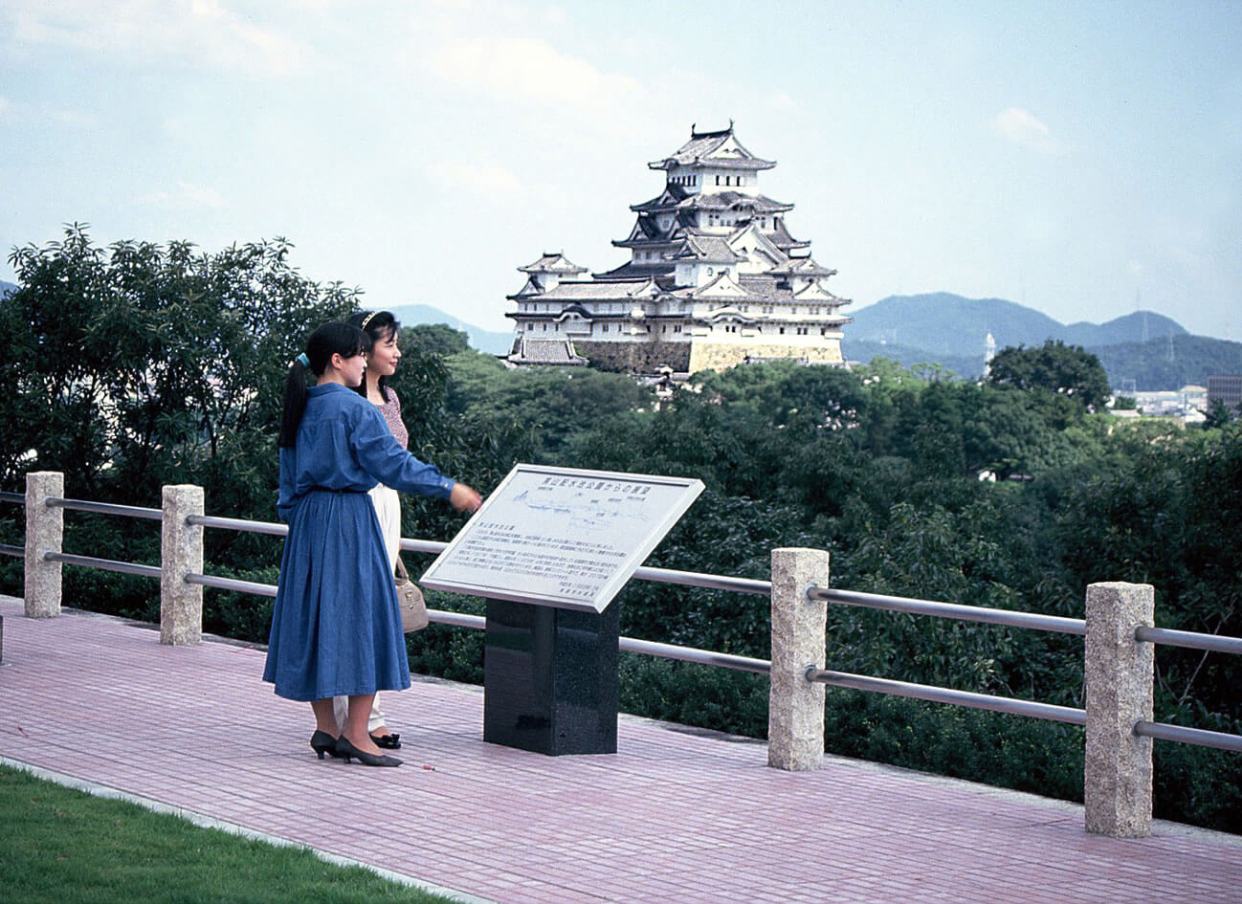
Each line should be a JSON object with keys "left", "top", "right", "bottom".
{"left": 986, "top": 339, "right": 1111, "bottom": 410}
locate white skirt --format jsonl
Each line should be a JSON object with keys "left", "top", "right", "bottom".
{"left": 334, "top": 483, "right": 401, "bottom": 730}
{"left": 369, "top": 483, "right": 401, "bottom": 575}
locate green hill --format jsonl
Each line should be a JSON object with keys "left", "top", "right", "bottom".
{"left": 1091, "top": 334, "right": 1242, "bottom": 390}
{"left": 846, "top": 293, "right": 1187, "bottom": 358}
{"left": 842, "top": 293, "right": 1231, "bottom": 389}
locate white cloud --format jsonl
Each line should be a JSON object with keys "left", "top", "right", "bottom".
{"left": 0, "top": 96, "right": 93, "bottom": 126}
{"left": 993, "top": 107, "right": 1060, "bottom": 154}
{"left": 426, "top": 35, "right": 640, "bottom": 110}
{"left": 2, "top": 0, "right": 308, "bottom": 76}
{"left": 770, "top": 91, "right": 798, "bottom": 112}
{"left": 429, "top": 161, "right": 523, "bottom": 196}
{"left": 48, "top": 107, "right": 96, "bottom": 127}
{"left": 135, "top": 181, "right": 227, "bottom": 209}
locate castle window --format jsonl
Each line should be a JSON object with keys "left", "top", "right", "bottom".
{"left": 715, "top": 175, "right": 720, "bottom": 186}
{"left": 779, "top": 327, "right": 785, "bottom": 335}
{"left": 602, "top": 324, "right": 609, "bottom": 333}
{"left": 542, "top": 323, "right": 548, "bottom": 331}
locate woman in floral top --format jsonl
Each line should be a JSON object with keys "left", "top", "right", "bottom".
{"left": 332, "top": 309, "right": 419, "bottom": 749}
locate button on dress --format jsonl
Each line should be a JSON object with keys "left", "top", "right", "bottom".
{"left": 262, "top": 383, "right": 455, "bottom": 701}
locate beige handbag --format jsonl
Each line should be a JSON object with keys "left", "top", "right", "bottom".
{"left": 394, "top": 556, "right": 429, "bottom": 633}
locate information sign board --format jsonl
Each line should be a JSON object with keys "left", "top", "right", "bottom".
{"left": 420, "top": 464, "right": 704, "bottom": 613}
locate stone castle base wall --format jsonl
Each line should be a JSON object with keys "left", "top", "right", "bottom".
{"left": 566, "top": 339, "right": 844, "bottom": 375}
{"left": 573, "top": 341, "right": 692, "bottom": 374}
{"left": 687, "top": 341, "right": 844, "bottom": 374}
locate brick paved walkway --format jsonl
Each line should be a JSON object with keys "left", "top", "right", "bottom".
{"left": 1, "top": 596, "right": 1238, "bottom": 903}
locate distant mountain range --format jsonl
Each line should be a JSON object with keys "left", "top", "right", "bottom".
{"left": 0, "top": 280, "right": 16, "bottom": 298}
{"left": 387, "top": 304, "right": 512, "bottom": 355}
{"left": 845, "top": 293, "right": 1186, "bottom": 355}
{"left": 843, "top": 293, "right": 1240, "bottom": 390}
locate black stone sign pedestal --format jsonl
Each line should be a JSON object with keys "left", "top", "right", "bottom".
{"left": 483, "top": 599, "right": 619, "bottom": 755}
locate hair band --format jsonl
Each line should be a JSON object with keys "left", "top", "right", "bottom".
{"left": 295, "top": 352, "right": 310, "bottom": 367}
{"left": 360, "top": 311, "right": 378, "bottom": 331}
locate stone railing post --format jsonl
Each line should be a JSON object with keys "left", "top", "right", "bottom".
{"left": 768, "top": 547, "right": 830, "bottom": 771}
{"left": 160, "top": 485, "right": 204, "bottom": 645}
{"left": 24, "top": 471, "right": 64, "bottom": 618}
{"left": 1084, "top": 581, "right": 1155, "bottom": 837}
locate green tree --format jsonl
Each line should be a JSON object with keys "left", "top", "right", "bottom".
{"left": 1204, "top": 398, "right": 1232, "bottom": 428}
{"left": 0, "top": 225, "right": 361, "bottom": 624}
{"left": 987, "top": 340, "right": 1111, "bottom": 410}
{"left": 2, "top": 225, "right": 360, "bottom": 500}
{"left": 407, "top": 323, "right": 470, "bottom": 356}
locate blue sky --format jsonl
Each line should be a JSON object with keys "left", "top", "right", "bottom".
{"left": 2, "top": 0, "right": 1240, "bottom": 339}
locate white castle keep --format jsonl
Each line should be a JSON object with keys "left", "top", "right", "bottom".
{"left": 506, "top": 124, "right": 852, "bottom": 375}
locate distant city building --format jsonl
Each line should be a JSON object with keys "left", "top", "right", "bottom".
{"left": 1207, "top": 374, "right": 1242, "bottom": 413}
{"left": 506, "top": 124, "right": 851, "bottom": 375}
{"left": 1127, "top": 385, "right": 1209, "bottom": 417}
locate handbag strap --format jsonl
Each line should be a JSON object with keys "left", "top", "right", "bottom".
{"left": 394, "top": 555, "right": 410, "bottom": 580}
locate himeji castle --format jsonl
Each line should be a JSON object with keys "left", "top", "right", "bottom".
{"left": 506, "top": 123, "right": 852, "bottom": 375}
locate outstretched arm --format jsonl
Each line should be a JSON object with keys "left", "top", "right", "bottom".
{"left": 351, "top": 404, "right": 458, "bottom": 500}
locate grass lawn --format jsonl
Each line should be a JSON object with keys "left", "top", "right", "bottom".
{"left": 0, "top": 764, "right": 460, "bottom": 904}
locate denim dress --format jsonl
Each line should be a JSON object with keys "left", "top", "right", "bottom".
{"left": 262, "top": 383, "right": 455, "bottom": 701}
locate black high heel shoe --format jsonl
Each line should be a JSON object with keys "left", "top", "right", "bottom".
{"left": 310, "top": 729, "right": 343, "bottom": 760}
{"left": 371, "top": 732, "right": 401, "bottom": 750}
{"left": 336, "top": 736, "right": 402, "bottom": 767}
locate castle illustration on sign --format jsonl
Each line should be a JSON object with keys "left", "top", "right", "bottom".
{"left": 506, "top": 123, "right": 852, "bottom": 376}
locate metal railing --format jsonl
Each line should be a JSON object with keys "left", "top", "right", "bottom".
{"left": 45, "top": 497, "right": 163, "bottom": 521}
{"left": 4, "top": 484, "right": 1240, "bottom": 758}
{"left": 43, "top": 551, "right": 162, "bottom": 580}
{"left": 807, "top": 584, "right": 1241, "bottom": 753}
{"left": 812, "top": 586, "right": 1086, "bottom": 635}
{"left": 808, "top": 668, "right": 1086, "bottom": 726}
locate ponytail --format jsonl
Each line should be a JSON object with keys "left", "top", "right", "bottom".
{"left": 278, "top": 357, "right": 310, "bottom": 448}
{"left": 278, "top": 323, "right": 371, "bottom": 448}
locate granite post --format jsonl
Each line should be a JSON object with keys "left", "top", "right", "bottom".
{"left": 768, "top": 547, "right": 830, "bottom": 771}
{"left": 1084, "top": 581, "right": 1154, "bottom": 837}
{"left": 24, "top": 471, "right": 63, "bottom": 618}
{"left": 160, "top": 484, "right": 204, "bottom": 645}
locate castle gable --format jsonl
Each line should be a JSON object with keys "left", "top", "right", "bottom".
{"left": 727, "top": 223, "right": 787, "bottom": 271}
{"left": 690, "top": 271, "right": 749, "bottom": 299}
